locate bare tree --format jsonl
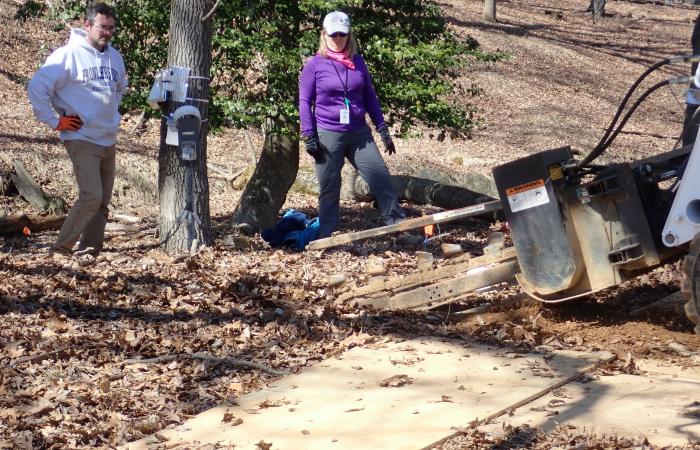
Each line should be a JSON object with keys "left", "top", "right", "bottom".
{"left": 484, "top": 0, "right": 496, "bottom": 22}
{"left": 230, "top": 113, "right": 299, "bottom": 232}
{"left": 158, "top": 0, "right": 214, "bottom": 253}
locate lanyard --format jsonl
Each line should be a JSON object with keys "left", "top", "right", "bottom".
{"left": 330, "top": 60, "right": 350, "bottom": 107}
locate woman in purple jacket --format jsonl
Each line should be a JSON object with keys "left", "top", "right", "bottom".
{"left": 299, "top": 11, "right": 405, "bottom": 239}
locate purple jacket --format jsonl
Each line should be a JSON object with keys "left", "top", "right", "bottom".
{"left": 299, "top": 54, "right": 386, "bottom": 137}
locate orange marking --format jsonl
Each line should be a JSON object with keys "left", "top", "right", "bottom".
{"left": 505, "top": 179, "right": 545, "bottom": 197}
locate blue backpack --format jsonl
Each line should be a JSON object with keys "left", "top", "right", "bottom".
{"left": 261, "top": 209, "right": 320, "bottom": 251}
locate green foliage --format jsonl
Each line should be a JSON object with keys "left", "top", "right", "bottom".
{"left": 14, "top": 0, "right": 82, "bottom": 25}
{"left": 50, "top": 0, "right": 83, "bottom": 22}
{"left": 371, "top": 36, "right": 483, "bottom": 135}
{"left": 18, "top": 0, "right": 499, "bottom": 135}
{"left": 110, "top": 0, "right": 170, "bottom": 115}
{"left": 316, "top": 2, "right": 501, "bottom": 135}
{"left": 209, "top": 0, "right": 303, "bottom": 128}
{"left": 14, "top": 0, "right": 45, "bottom": 21}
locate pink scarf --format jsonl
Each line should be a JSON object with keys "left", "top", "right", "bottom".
{"left": 323, "top": 49, "right": 355, "bottom": 70}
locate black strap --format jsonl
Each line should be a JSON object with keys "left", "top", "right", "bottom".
{"left": 330, "top": 60, "right": 349, "bottom": 101}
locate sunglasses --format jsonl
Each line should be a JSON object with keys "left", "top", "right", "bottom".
{"left": 328, "top": 32, "right": 348, "bottom": 38}
{"left": 91, "top": 23, "right": 116, "bottom": 32}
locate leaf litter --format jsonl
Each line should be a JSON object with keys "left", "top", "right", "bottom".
{"left": 1, "top": 0, "right": 700, "bottom": 449}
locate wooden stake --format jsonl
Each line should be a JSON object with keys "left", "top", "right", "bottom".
{"left": 306, "top": 200, "right": 502, "bottom": 251}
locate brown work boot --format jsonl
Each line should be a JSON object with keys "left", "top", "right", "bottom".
{"left": 49, "top": 246, "right": 72, "bottom": 258}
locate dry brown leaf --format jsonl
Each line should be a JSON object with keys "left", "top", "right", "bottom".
{"left": 258, "top": 398, "right": 285, "bottom": 409}
{"left": 379, "top": 374, "right": 413, "bottom": 388}
{"left": 23, "top": 397, "right": 53, "bottom": 417}
{"left": 222, "top": 412, "right": 243, "bottom": 425}
{"left": 344, "top": 407, "right": 365, "bottom": 413}
{"left": 256, "top": 440, "right": 273, "bottom": 450}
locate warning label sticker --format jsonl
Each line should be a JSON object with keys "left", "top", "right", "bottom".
{"left": 505, "top": 179, "right": 549, "bottom": 212}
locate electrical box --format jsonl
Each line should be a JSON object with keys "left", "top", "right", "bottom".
{"left": 173, "top": 105, "right": 201, "bottom": 161}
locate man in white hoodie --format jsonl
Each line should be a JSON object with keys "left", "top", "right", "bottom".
{"left": 28, "top": 3, "right": 128, "bottom": 256}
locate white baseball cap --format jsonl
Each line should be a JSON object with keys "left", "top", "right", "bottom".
{"left": 323, "top": 11, "right": 350, "bottom": 35}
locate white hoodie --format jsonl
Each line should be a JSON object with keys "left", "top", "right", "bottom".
{"left": 28, "top": 28, "right": 128, "bottom": 147}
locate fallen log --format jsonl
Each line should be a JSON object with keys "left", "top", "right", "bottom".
{"left": 292, "top": 165, "right": 496, "bottom": 212}
{"left": 104, "top": 222, "right": 140, "bottom": 233}
{"left": 10, "top": 160, "right": 66, "bottom": 214}
{"left": 395, "top": 163, "right": 498, "bottom": 199}
{"left": 112, "top": 213, "right": 142, "bottom": 224}
{"left": 0, "top": 214, "right": 66, "bottom": 235}
{"left": 355, "top": 174, "right": 494, "bottom": 210}
{"left": 0, "top": 214, "right": 149, "bottom": 236}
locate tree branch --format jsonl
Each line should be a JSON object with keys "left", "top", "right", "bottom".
{"left": 207, "top": 163, "right": 247, "bottom": 182}
{"left": 201, "top": 0, "right": 221, "bottom": 22}
{"left": 129, "top": 110, "right": 147, "bottom": 134}
{"left": 9, "top": 343, "right": 108, "bottom": 368}
{"left": 123, "top": 352, "right": 288, "bottom": 376}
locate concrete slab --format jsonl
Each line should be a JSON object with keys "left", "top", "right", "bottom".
{"left": 125, "top": 336, "right": 612, "bottom": 450}
{"left": 480, "top": 366, "right": 700, "bottom": 446}
{"left": 637, "top": 358, "right": 700, "bottom": 382}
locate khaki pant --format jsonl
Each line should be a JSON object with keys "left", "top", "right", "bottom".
{"left": 53, "top": 140, "right": 116, "bottom": 253}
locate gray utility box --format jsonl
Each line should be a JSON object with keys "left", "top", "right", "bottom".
{"left": 493, "top": 147, "right": 661, "bottom": 302}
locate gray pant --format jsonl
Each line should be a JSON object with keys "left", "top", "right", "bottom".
{"left": 53, "top": 139, "right": 116, "bottom": 253}
{"left": 316, "top": 125, "right": 404, "bottom": 238}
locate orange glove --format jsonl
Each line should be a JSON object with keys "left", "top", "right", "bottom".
{"left": 54, "top": 115, "right": 83, "bottom": 131}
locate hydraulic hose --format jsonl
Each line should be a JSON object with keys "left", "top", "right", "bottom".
{"left": 578, "top": 55, "right": 700, "bottom": 168}
{"left": 673, "top": 100, "right": 700, "bottom": 149}
{"left": 591, "top": 58, "right": 670, "bottom": 155}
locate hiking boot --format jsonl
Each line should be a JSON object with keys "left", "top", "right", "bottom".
{"left": 382, "top": 216, "right": 406, "bottom": 227}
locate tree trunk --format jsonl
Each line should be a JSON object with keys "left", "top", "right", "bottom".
{"left": 684, "top": 13, "right": 700, "bottom": 146}
{"left": 290, "top": 166, "right": 495, "bottom": 211}
{"left": 484, "top": 0, "right": 496, "bottom": 22}
{"left": 10, "top": 160, "right": 66, "bottom": 214}
{"left": 231, "top": 113, "right": 299, "bottom": 232}
{"left": 158, "top": 0, "right": 214, "bottom": 254}
{"left": 231, "top": 1, "right": 301, "bottom": 233}
{"left": 353, "top": 175, "right": 492, "bottom": 209}
{"left": 399, "top": 164, "right": 498, "bottom": 199}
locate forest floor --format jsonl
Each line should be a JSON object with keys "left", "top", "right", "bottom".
{"left": 1, "top": 0, "right": 699, "bottom": 448}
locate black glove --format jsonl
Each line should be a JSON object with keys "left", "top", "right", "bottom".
{"left": 302, "top": 134, "right": 323, "bottom": 161}
{"left": 377, "top": 124, "right": 396, "bottom": 155}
